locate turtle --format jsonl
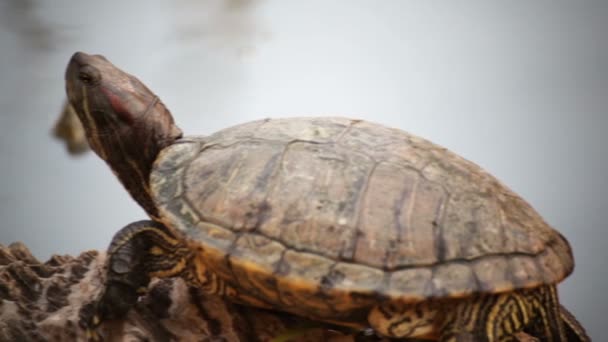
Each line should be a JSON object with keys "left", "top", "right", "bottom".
{"left": 65, "top": 52, "right": 589, "bottom": 342}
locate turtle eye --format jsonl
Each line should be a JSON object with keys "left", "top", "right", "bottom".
{"left": 78, "top": 65, "right": 100, "bottom": 85}
{"left": 79, "top": 72, "right": 92, "bottom": 84}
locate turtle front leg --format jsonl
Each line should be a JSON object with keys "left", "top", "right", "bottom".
{"left": 81, "top": 220, "right": 192, "bottom": 340}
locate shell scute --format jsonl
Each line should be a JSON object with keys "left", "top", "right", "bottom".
{"left": 431, "top": 262, "right": 477, "bottom": 298}
{"left": 472, "top": 256, "right": 512, "bottom": 293}
{"left": 387, "top": 268, "right": 434, "bottom": 301}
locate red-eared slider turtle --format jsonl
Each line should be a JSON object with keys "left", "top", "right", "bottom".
{"left": 66, "top": 52, "right": 589, "bottom": 341}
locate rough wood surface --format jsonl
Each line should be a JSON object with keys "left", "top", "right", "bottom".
{"left": 0, "top": 242, "right": 540, "bottom": 341}
{"left": 0, "top": 242, "right": 356, "bottom": 341}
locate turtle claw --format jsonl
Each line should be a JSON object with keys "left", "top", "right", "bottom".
{"left": 136, "top": 286, "right": 148, "bottom": 295}
{"left": 80, "top": 280, "right": 141, "bottom": 336}
{"left": 79, "top": 302, "right": 105, "bottom": 341}
{"left": 85, "top": 327, "right": 103, "bottom": 342}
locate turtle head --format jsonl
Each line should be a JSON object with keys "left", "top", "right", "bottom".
{"left": 65, "top": 52, "right": 183, "bottom": 217}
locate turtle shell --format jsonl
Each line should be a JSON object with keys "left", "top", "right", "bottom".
{"left": 150, "top": 117, "right": 573, "bottom": 315}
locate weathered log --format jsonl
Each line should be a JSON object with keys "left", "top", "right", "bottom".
{"left": 0, "top": 242, "right": 539, "bottom": 341}
{"left": 0, "top": 242, "right": 401, "bottom": 341}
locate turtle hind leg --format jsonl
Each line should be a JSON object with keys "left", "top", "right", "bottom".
{"left": 82, "top": 220, "right": 191, "bottom": 336}
{"left": 557, "top": 305, "right": 591, "bottom": 342}
{"left": 523, "top": 286, "right": 587, "bottom": 342}
{"left": 438, "top": 291, "right": 535, "bottom": 342}
{"left": 368, "top": 300, "right": 441, "bottom": 339}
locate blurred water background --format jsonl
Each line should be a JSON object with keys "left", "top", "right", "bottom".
{"left": 0, "top": 1, "right": 606, "bottom": 338}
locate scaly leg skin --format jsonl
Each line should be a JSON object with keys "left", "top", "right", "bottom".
{"left": 517, "top": 285, "right": 564, "bottom": 342}
{"left": 439, "top": 293, "right": 526, "bottom": 342}
{"left": 81, "top": 220, "right": 192, "bottom": 341}
{"left": 440, "top": 287, "right": 569, "bottom": 342}
{"left": 558, "top": 305, "right": 591, "bottom": 342}
{"left": 368, "top": 300, "right": 440, "bottom": 338}
{"left": 369, "top": 287, "right": 572, "bottom": 341}
{"left": 369, "top": 291, "right": 533, "bottom": 341}
{"left": 523, "top": 286, "right": 590, "bottom": 342}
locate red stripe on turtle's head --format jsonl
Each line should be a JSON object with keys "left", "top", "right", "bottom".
{"left": 99, "top": 86, "right": 136, "bottom": 125}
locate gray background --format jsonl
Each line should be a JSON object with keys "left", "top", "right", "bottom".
{"left": 0, "top": 0, "right": 606, "bottom": 339}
